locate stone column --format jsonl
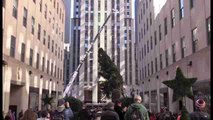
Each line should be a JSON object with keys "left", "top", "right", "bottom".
{"left": 92, "top": 84, "right": 98, "bottom": 103}
{"left": 38, "top": 76, "right": 43, "bottom": 111}
{"left": 3, "top": 65, "right": 11, "bottom": 116}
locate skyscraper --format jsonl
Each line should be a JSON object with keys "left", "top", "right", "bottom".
{"left": 2, "top": 0, "right": 65, "bottom": 116}
{"left": 135, "top": 0, "right": 210, "bottom": 113}
{"left": 70, "top": 0, "right": 136, "bottom": 103}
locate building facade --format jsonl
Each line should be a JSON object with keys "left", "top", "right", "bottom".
{"left": 70, "top": 0, "right": 137, "bottom": 103}
{"left": 2, "top": 0, "right": 65, "bottom": 117}
{"left": 135, "top": 0, "right": 210, "bottom": 113}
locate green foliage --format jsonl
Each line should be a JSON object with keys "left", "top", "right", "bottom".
{"left": 162, "top": 67, "right": 197, "bottom": 102}
{"left": 120, "top": 97, "right": 134, "bottom": 107}
{"left": 64, "top": 96, "right": 83, "bottom": 112}
{"left": 180, "top": 106, "right": 190, "bottom": 120}
{"left": 42, "top": 94, "right": 53, "bottom": 106}
{"left": 98, "top": 48, "right": 123, "bottom": 99}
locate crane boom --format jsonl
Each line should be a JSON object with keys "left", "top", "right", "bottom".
{"left": 63, "top": 9, "right": 117, "bottom": 97}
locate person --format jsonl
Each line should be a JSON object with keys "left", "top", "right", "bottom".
{"left": 37, "top": 110, "right": 50, "bottom": 120}
{"left": 124, "top": 95, "right": 149, "bottom": 120}
{"left": 157, "top": 107, "right": 175, "bottom": 120}
{"left": 114, "top": 100, "right": 125, "bottom": 120}
{"left": 189, "top": 99, "right": 210, "bottom": 120}
{"left": 64, "top": 101, "right": 74, "bottom": 120}
{"left": 52, "top": 99, "right": 65, "bottom": 120}
{"left": 78, "top": 105, "right": 91, "bottom": 120}
{"left": 101, "top": 102, "right": 120, "bottom": 120}
{"left": 18, "top": 110, "right": 24, "bottom": 120}
{"left": 21, "top": 109, "right": 37, "bottom": 120}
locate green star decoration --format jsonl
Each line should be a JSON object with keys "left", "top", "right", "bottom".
{"left": 42, "top": 94, "right": 53, "bottom": 105}
{"left": 162, "top": 67, "right": 197, "bottom": 102}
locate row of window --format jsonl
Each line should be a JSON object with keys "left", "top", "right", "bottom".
{"left": 139, "top": 19, "right": 211, "bottom": 80}
{"left": 138, "top": 0, "right": 197, "bottom": 41}
{"left": 139, "top": 15, "right": 211, "bottom": 61}
{"left": 13, "top": 0, "right": 64, "bottom": 23}
{"left": 10, "top": 35, "right": 63, "bottom": 80}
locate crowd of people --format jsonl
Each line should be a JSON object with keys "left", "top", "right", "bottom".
{"left": 3, "top": 96, "right": 210, "bottom": 120}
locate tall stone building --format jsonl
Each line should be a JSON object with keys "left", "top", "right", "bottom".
{"left": 135, "top": 0, "right": 210, "bottom": 113}
{"left": 70, "top": 0, "right": 136, "bottom": 103}
{"left": 2, "top": 0, "right": 65, "bottom": 117}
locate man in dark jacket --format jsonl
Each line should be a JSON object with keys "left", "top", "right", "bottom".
{"left": 101, "top": 102, "right": 120, "bottom": 120}
{"left": 114, "top": 100, "right": 124, "bottom": 120}
{"left": 64, "top": 101, "right": 74, "bottom": 120}
{"left": 124, "top": 95, "right": 149, "bottom": 120}
{"left": 189, "top": 99, "right": 210, "bottom": 120}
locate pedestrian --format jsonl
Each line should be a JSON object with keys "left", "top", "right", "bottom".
{"left": 114, "top": 100, "right": 125, "bottom": 120}
{"left": 18, "top": 110, "right": 23, "bottom": 120}
{"left": 189, "top": 99, "right": 210, "bottom": 120}
{"left": 52, "top": 99, "right": 65, "bottom": 120}
{"left": 64, "top": 101, "right": 74, "bottom": 120}
{"left": 78, "top": 105, "right": 91, "bottom": 120}
{"left": 124, "top": 95, "right": 149, "bottom": 120}
{"left": 21, "top": 109, "right": 37, "bottom": 120}
{"left": 37, "top": 110, "right": 50, "bottom": 120}
{"left": 101, "top": 102, "right": 120, "bottom": 120}
{"left": 157, "top": 107, "right": 175, "bottom": 120}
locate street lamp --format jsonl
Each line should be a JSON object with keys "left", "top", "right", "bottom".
{"left": 63, "top": 9, "right": 118, "bottom": 97}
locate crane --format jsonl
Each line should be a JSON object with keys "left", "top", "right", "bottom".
{"left": 63, "top": 9, "right": 118, "bottom": 97}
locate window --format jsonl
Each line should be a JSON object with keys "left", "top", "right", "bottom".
{"left": 181, "top": 36, "right": 186, "bottom": 58}
{"left": 148, "top": 63, "right": 150, "bottom": 76}
{"left": 143, "top": 3, "right": 145, "bottom": 14}
{"left": 146, "top": 0, "right": 148, "bottom": 8}
{"left": 151, "top": 61, "right": 153, "bottom": 74}
{"left": 54, "top": 0, "right": 55, "bottom": 8}
{"left": 13, "top": 0, "right": 18, "bottom": 18}
{"left": 47, "top": 60, "right": 49, "bottom": 73}
{"left": 40, "top": 0, "right": 42, "bottom": 12}
{"left": 38, "top": 24, "right": 41, "bottom": 40}
{"left": 36, "top": 53, "right": 39, "bottom": 69}
{"left": 171, "top": 9, "right": 175, "bottom": 28}
{"left": 150, "top": 12, "right": 152, "bottom": 25}
{"left": 45, "top": 4, "right": 47, "bottom": 19}
{"left": 159, "top": 25, "right": 161, "bottom": 40}
{"left": 155, "top": 57, "right": 158, "bottom": 72}
{"left": 164, "top": 17, "right": 167, "bottom": 35}
{"left": 48, "top": 35, "right": 50, "bottom": 49}
{"left": 42, "top": 57, "right": 45, "bottom": 71}
{"left": 85, "top": 13, "right": 88, "bottom": 22}
{"left": 150, "top": 36, "right": 153, "bottom": 50}
{"left": 23, "top": 8, "right": 28, "bottom": 27}
{"left": 29, "top": 49, "right": 33, "bottom": 66}
{"left": 147, "top": 41, "right": 149, "bottom": 53}
{"left": 57, "top": 3, "right": 59, "bottom": 14}
{"left": 51, "top": 63, "right": 53, "bottom": 75}
{"left": 98, "top": 0, "right": 100, "bottom": 11}
{"left": 144, "top": 44, "right": 146, "bottom": 56}
{"left": 10, "top": 35, "right": 16, "bottom": 57}
{"left": 52, "top": 40, "right": 54, "bottom": 52}
{"left": 154, "top": 31, "right": 157, "bottom": 45}
{"left": 179, "top": 0, "right": 184, "bottom": 19}
{"left": 172, "top": 44, "right": 176, "bottom": 63}
{"left": 190, "top": 0, "right": 194, "bottom": 9}
{"left": 147, "top": 18, "right": 149, "bottom": 30}
{"left": 165, "top": 49, "right": 168, "bottom": 67}
{"left": 43, "top": 30, "right": 46, "bottom": 45}
{"left": 21, "top": 43, "right": 25, "bottom": 62}
{"left": 31, "top": 17, "right": 35, "bottom": 34}
{"left": 33, "top": 0, "right": 36, "bottom": 3}
{"left": 206, "top": 17, "right": 211, "bottom": 45}
{"left": 192, "top": 28, "right": 198, "bottom": 53}
{"left": 98, "top": 13, "right": 101, "bottom": 22}
{"left": 104, "top": 0, "right": 107, "bottom": 11}
{"left": 160, "top": 54, "right": 163, "bottom": 69}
